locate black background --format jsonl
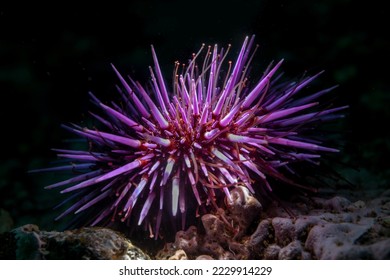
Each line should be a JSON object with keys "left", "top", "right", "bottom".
{"left": 1, "top": 0, "right": 389, "bottom": 229}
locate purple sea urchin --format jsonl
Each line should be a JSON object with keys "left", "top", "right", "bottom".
{"left": 34, "top": 35, "right": 346, "bottom": 238}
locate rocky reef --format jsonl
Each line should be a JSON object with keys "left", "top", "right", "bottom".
{"left": 1, "top": 186, "right": 390, "bottom": 260}
{"left": 0, "top": 224, "right": 149, "bottom": 260}
{"left": 157, "top": 186, "right": 262, "bottom": 260}
{"left": 156, "top": 186, "right": 390, "bottom": 260}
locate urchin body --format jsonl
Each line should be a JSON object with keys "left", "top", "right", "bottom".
{"left": 34, "top": 36, "right": 346, "bottom": 238}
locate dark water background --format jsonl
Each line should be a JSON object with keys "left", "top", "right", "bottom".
{"left": 1, "top": 0, "right": 389, "bottom": 230}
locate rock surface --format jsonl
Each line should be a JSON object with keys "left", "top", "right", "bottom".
{"left": 0, "top": 224, "right": 150, "bottom": 260}
{"left": 251, "top": 187, "right": 390, "bottom": 259}
{"left": 2, "top": 186, "right": 389, "bottom": 260}
{"left": 157, "top": 186, "right": 262, "bottom": 260}
{"left": 157, "top": 186, "right": 390, "bottom": 260}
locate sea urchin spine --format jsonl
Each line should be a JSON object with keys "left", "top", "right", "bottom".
{"left": 33, "top": 35, "right": 347, "bottom": 238}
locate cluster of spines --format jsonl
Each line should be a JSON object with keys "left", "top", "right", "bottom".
{"left": 32, "top": 35, "right": 347, "bottom": 238}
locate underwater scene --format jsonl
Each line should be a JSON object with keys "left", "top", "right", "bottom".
{"left": 1, "top": 0, "right": 389, "bottom": 260}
